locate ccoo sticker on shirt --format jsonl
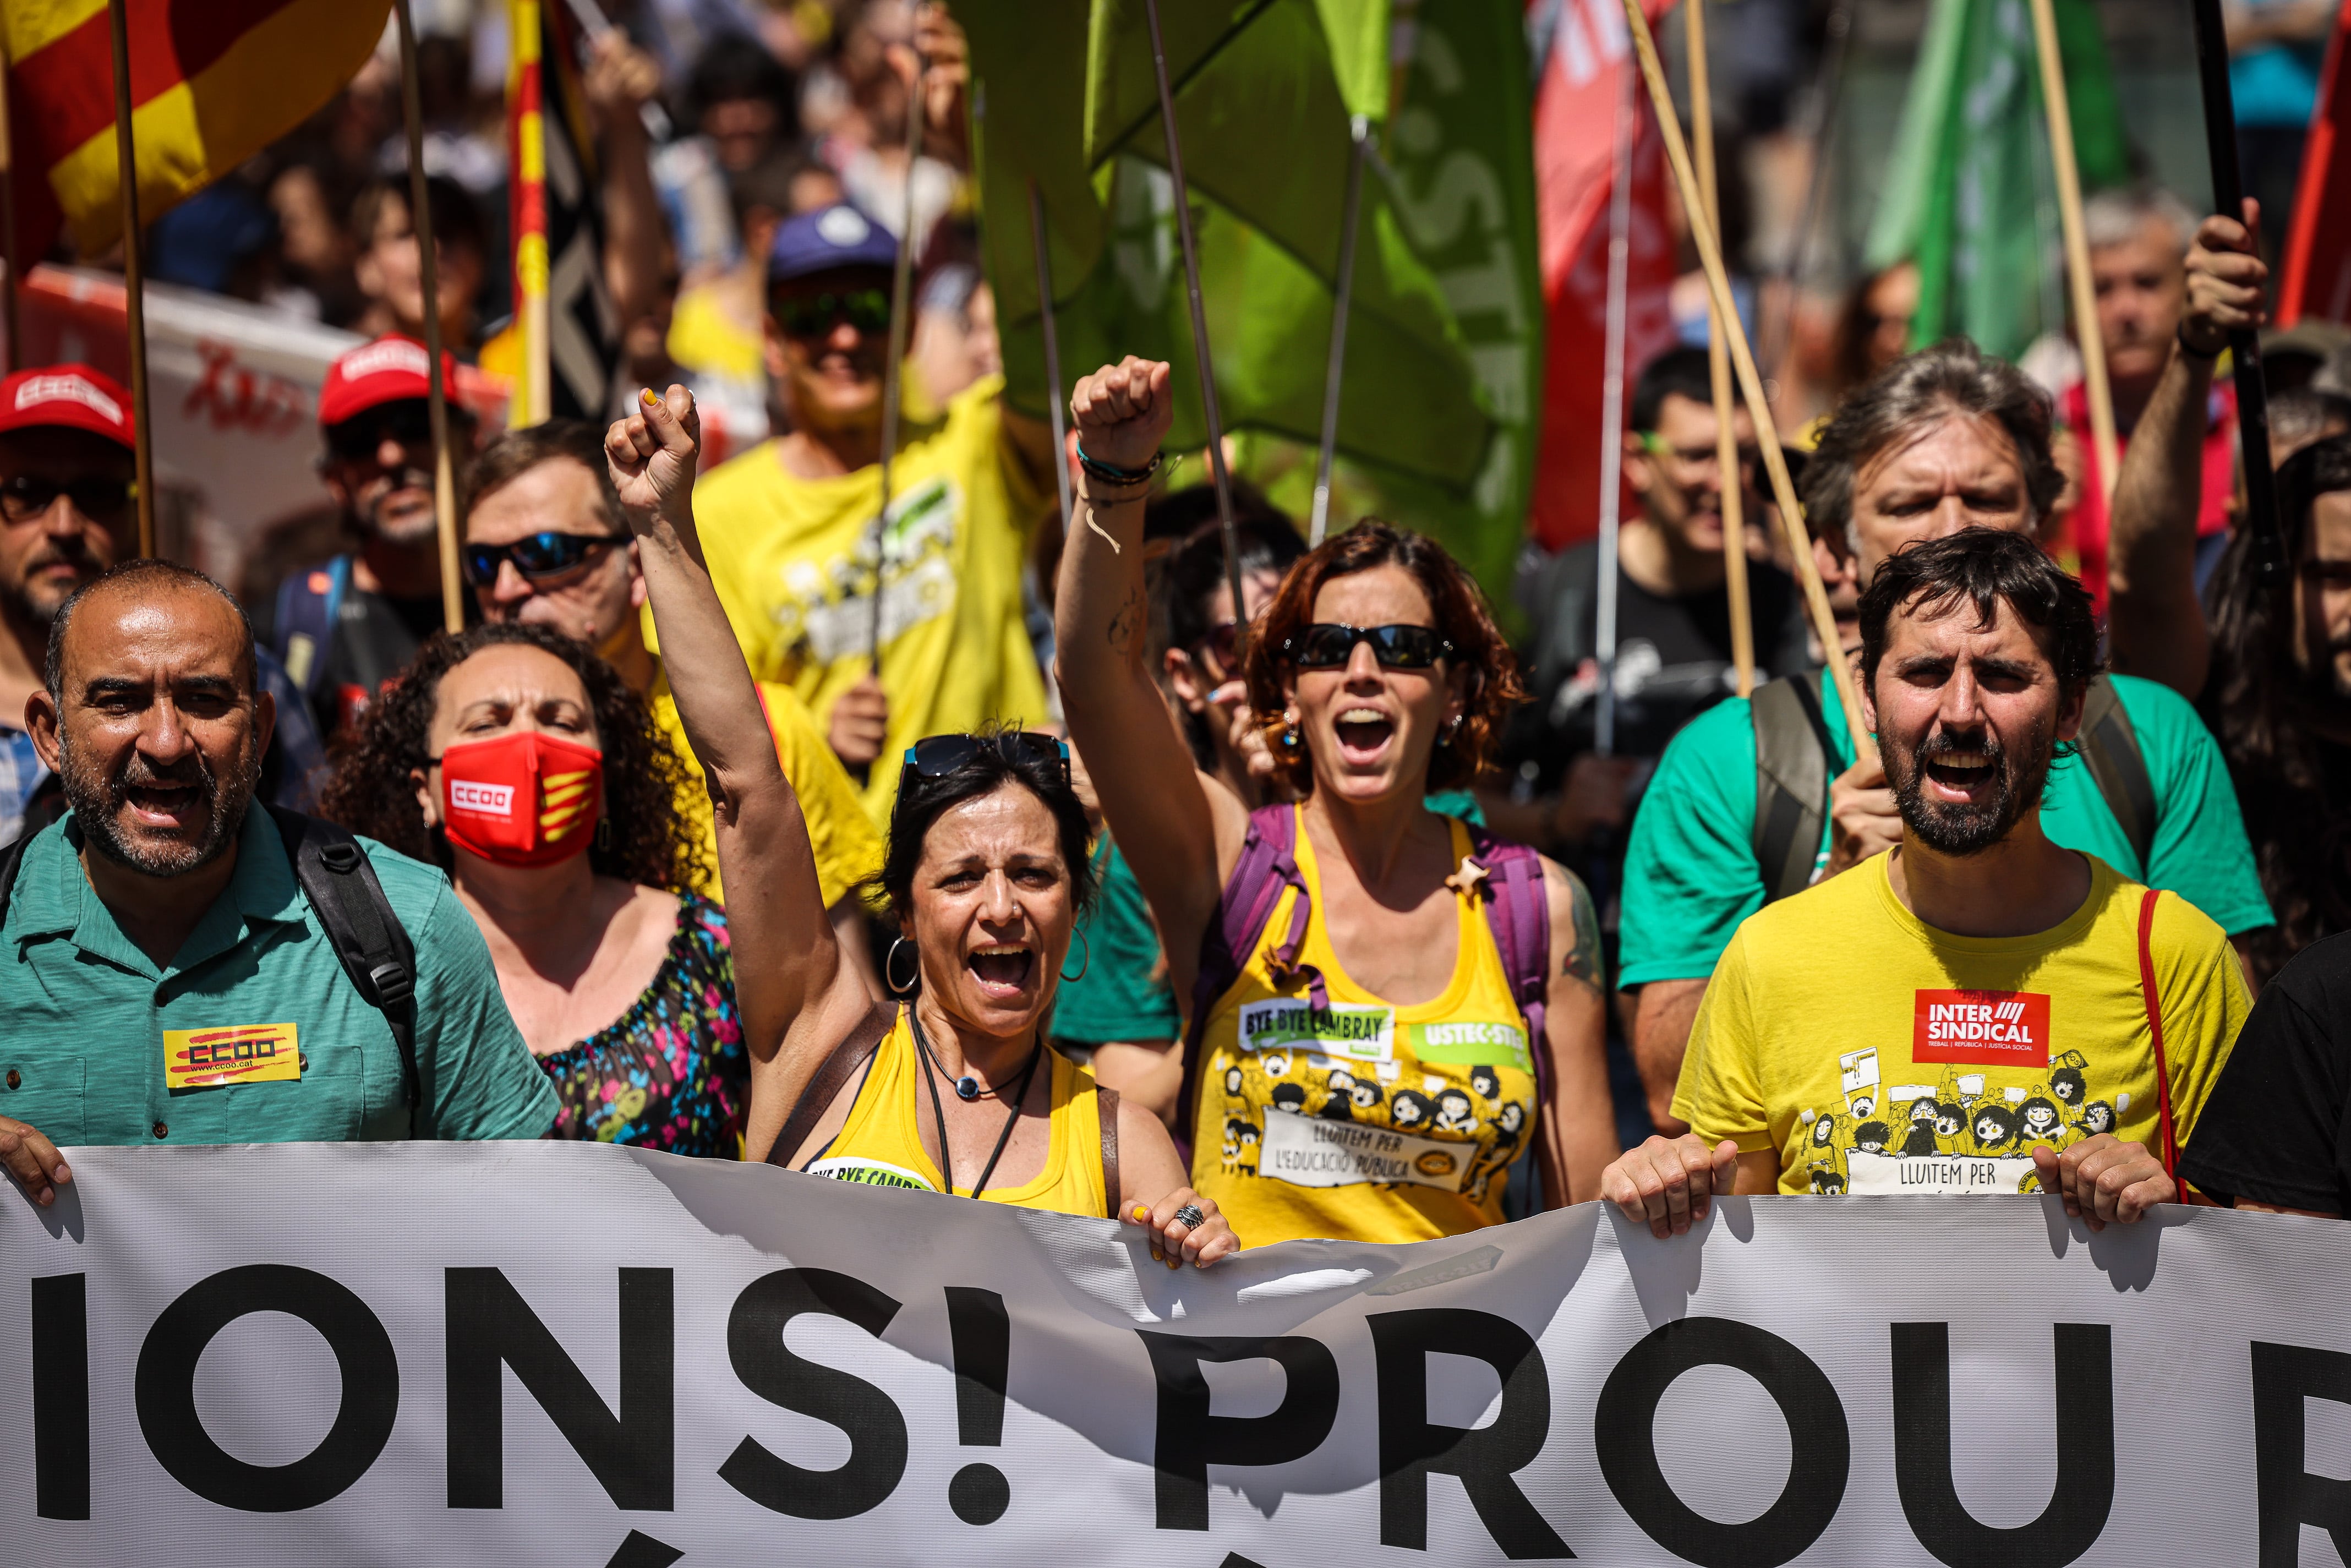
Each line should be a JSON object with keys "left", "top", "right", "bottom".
{"left": 1912, "top": 990, "right": 2051, "bottom": 1068}
{"left": 165, "top": 1024, "right": 299, "bottom": 1090}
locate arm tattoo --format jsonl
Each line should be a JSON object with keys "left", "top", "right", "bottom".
{"left": 1107, "top": 585, "right": 1143, "bottom": 654}
{"left": 1559, "top": 868, "right": 1603, "bottom": 990}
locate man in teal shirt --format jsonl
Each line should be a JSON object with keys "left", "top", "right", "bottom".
{"left": 1619, "top": 342, "right": 2271, "bottom": 1133}
{"left": 0, "top": 559, "right": 554, "bottom": 1207}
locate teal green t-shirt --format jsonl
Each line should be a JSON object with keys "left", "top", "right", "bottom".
{"left": 1052, "top": 834, "right": 1184, "bottom": 1046}
{"left": 0, "top": 804, "right": 559, "bottom": 1145}
{"left": 1618, "top": 669, "right": 2274, "bottom": 987}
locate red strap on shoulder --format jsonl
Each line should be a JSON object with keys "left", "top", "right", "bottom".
{"left": 2135, "top": 887, "right": 2179, "bottom": 1177}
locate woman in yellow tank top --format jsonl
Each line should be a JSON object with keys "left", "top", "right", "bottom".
{"left": 1054, "top": 358, "right": 1618, "bottom": 1248}
{"left": 604, "top": 383, "right": 1237, "bottom": 1269}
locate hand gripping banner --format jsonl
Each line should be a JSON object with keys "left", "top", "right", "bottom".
{"left": 4, "top": 1143, "right": 2350, "bottom": 1564}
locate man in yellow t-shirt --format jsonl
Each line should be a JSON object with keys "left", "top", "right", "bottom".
{"left": 459, "top": 422, "right": 883, "bottom": 938}
{"left": 1604, "top": 528, "right": 2250, "bottom": 1233}
{"left": 688, "top": 194, "right": 1057, "bottom": 828}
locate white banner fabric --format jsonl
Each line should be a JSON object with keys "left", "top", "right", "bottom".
{"left": 4, "top": 1142, "right": 2350, "bottom": 1566}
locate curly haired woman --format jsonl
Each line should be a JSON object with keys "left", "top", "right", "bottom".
{"left": 1054, "top": 357, "right": 1617, "bottom": 1248}
{"left": 320, "top": 621, "right": 752, "bottom": 1156}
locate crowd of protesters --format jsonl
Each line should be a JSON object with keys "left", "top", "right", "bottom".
{"left": 6, "top": 0, "right": 2351, "bottom": 1265}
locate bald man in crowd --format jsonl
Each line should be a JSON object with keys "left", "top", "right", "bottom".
{"left": 0, "top": 560, "right": 555, "bottom": 1209}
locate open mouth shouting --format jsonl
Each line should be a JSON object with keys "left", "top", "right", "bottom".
{"left": 967, "top": 942, "right": 1036, "bottom": 999}
{"left": 1920, "top": 742, "right": 1997, "bottom": 804}
{"left": 1332, "top": 706, "right": 1395, "bottom": 766}
{"left": 114, "top": 756, "right": 218, "bottom": 838}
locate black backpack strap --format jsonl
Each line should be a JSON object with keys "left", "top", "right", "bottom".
{"left": 767, "top": 999, "right": 900, "bottom": 1168}
{"left": 1751, "top": 674, "right": 1839, "bottom": 905}
{"left": 0, "top": 825, "right": 32, "bottom": 920}
{"left": 267, "top": 806, "right": 421, "bottom": 1122}
{"left": 2074, "top": 674, "right": 2157, "bottom": 873}
{"left": 1096, "top": 1084, "right": 1122, "bottom": 1218}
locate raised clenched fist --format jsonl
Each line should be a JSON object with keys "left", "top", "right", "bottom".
{"left": 1070, "top": 357, "right": 1175, "bottom": 473}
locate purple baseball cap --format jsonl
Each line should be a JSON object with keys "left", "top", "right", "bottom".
{"left": 768, "top": 203, "right": 898, "bottom": 284}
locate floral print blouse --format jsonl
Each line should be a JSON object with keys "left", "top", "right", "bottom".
{"left": 538, "top": 894, "right": 746, "bottom": 1156}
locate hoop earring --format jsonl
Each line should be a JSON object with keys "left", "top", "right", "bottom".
{"left": 1059, "top": 930, "right": 1091, "bottom": 984}
{"left": 885, "top": 937, "right": 921, "bottom": 996}
{"left": 594, "top": 816, "right": 612, "bottom": 851}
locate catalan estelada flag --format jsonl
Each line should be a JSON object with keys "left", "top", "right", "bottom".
{"left": 2, "top": 0, "right": 390, "bottom": 261}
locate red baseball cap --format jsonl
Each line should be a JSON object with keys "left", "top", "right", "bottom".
{"left": 0, "top": 364, "right": 133, "bottom": 446}
{"left": 318, "top": 336, "right": 456, "bottom": 429}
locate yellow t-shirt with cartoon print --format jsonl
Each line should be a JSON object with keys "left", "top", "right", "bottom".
{"left": 1673, "top": 853, "right": 2250, "bottom": 1195}
{"left": 687, "top": 374, "right": 1051, "bottom": 828}
{"left": 1192, "top": 809, "right": 1543, "bottom": 1245}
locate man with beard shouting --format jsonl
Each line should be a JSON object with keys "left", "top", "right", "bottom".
{"left": 1617, "top": 342, "right": 2270, "bottom": 1139}
{"left": 0, "top": 560, "right": 556, "bottom": 1209}
{"left": 1601, "top": 529, "right": 2250, "bottom": 1233}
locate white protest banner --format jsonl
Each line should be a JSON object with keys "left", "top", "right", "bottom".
{"left": 4, "top": 1142, "right": 2349, "bottom": 1565}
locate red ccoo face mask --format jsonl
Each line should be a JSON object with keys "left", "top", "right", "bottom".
{"left": 435, "top": 730, "right": 604, "bottom": 868}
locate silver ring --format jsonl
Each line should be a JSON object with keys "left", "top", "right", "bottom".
{"left": 1172, "top": 1203, "right": 1206, "bottom": 1231}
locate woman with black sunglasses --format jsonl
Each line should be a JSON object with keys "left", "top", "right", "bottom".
{"left": 602, "top": 383, "right": 1238, "bottom": 1266}
{"left": 1055, "top": 358, "right": 1617, "bottom": 1248}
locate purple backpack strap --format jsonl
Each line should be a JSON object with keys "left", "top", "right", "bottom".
{"left": 1464, "top": 824, "right": 1554, "bottom": 1105}
{"left": 1175, "top": 805, "right": 1324, "bottom": 1139}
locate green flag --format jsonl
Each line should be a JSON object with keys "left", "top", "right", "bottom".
{"left": 963, "top": 0, "right": 1534, "bottom": 600}
{"left": 1866, "top": 0, "right": 2129, "bottom": 361}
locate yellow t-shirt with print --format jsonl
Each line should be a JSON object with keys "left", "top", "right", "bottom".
{"left": 1193, "top": 808, "right": 1543, "bottom": 1246}
{"left": 688, "top": 374, "right": 1051, "bottom": 827}
{"left": 1674, "top": 853, "right": 2251, "bottom": 1196}
{"left": 646, "top": 660, "right": 881, "bottom": 909}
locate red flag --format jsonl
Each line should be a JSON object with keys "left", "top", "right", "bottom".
{"left": 2280, "top": 0, "right": 2351, "bottom": 324}
{"left": 1528, "top": 0, "right": 1676, "bottom": 551}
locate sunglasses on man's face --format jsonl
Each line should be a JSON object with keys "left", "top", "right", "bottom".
{"left": 774, "top": 287, "right": 891, "bottom": 342}
{"left": 904, "top": 731, "right": 1071, "bottom": 786}
{"left": 463, "top": 532, "right": 625, "bottom": 588}
{"left": 0, "top": 473, "right": 133, "bottom": 525}
{"left": 325, "top": 400, "right": 435, "bottom": 465}
{"left": 1284, "top": 622, "right": 1453, "bottom": 670}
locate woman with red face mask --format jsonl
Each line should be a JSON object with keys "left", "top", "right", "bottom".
{"left": 320, "top": 621, "right": 748, "bottom": 1155}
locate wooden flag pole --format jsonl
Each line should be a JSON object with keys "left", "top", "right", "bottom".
{"left": 1685, "top": 0, "right": 1755, "bottom": 698}
{"left": 393, "top": 0, "right": 466, "bottom": 635}
{"left": 2027, "top": 0, "right": 2120, "bottom": 515}
{"left": 1622, "top": 0, "right": 1874, "bottom": 760}
{"left": 870, "top": 40, "right": 926, "bottom": 666}
{"left": 1145, "top": 0, "right": 1249, "bottom": 654}
{"left": 105, "top": 0, "right": 154, "bottom": 559}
